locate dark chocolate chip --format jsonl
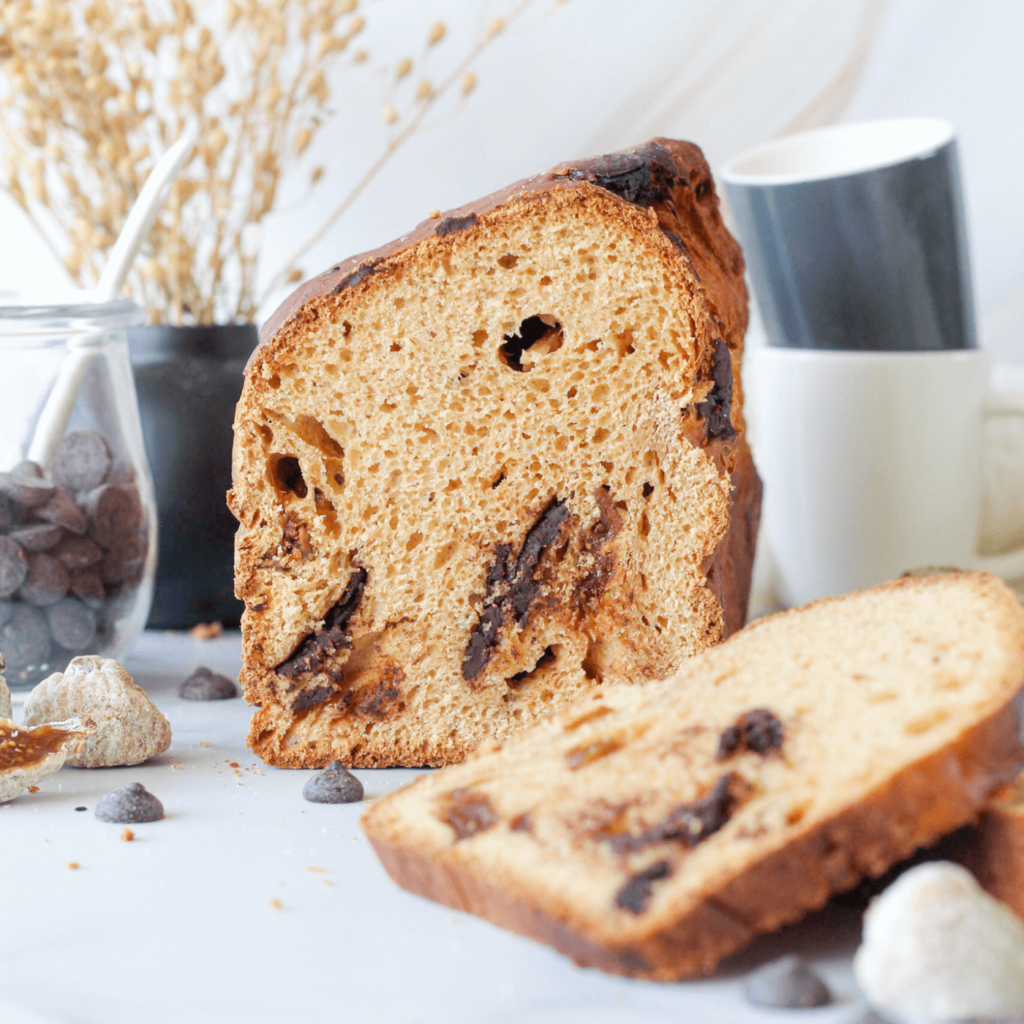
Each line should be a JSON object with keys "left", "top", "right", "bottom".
{"left": 275, "top": 568, "right": 368, "bottom": 679}
{"left": 743, "top": 955, "right": 832, "bottom": 1009}
{"left": 18, "top": 552, "right": 70, "bottom": 606}
{"left": 34, "top": 487, "right": 88, "bottom": 535}
{"left": 0, "top": 603, "right": 52, "bottom": 677}
{"left": 95, "top": 782, "right": 164, "bottom": 823}
{"left": 69, "top": 566, "right": 106, "bottom": 609}
{"left": 82, "top": 483, "right": 144, "bottom": 550}
{"left": 331, "top": 257, "right": 383, "bottom": 294}
{"left": 615, "top": 860, "right": 672, "bottom": 914}
{"left": 462, "top": 499, "right": 568, "bottom": 681}
{"left": 7, "top": 522, "right": 65, "bottom": 552}
{"left": 45, "top": 597, "right": 98, "bottom": 650}
{"left": 100, "top": 532, "right": 147, "bottom": 585}
{"left": 606, "top": 773, "right": 745, "bottom": 854}
{"left": 302, "top": 760, "right": 364, "bottom": 803}
{"left": 51, "top": 429, "right": 112, "bottom": 492}
{"left": 0, "top": 536, "right": 29, "bottom": 599}
{"left": 74, "top": 806, "right": 87, "bottom": 811}
{"left": 52, "top": 535, "right": 104, "bottom": 570}
{"left": 0, "top": 471, "right": 56, "bottom": 508}
{"left": 695, "top": 338, "right": 736, "bottom": 441}
{"left": 435, "top": 212, "right": 478, "bottom": 237}
{"left": 563, "top": 141, "right": 677, "bottom": 207}
{"left": 444, "top": 789, "right": 500, "bottom": 840}
{"left": 291, "top": 683, "right": 337, "bottom": 713}
{"left": 717, "top": 709, "right": 785, "bottom": 760}
{"left": 179, "top": 666, "right": 238, "bottom": 701}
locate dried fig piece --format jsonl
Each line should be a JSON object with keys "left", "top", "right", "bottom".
{"left": 0, "top": 715, "right": 95, "bottom": 803}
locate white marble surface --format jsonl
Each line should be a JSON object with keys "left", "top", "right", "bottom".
{"left": 2, "top": 629, "right": 872, "bottom": 1024}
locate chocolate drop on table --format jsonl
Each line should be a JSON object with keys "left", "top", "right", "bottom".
{"left": 743, "top": 955, "right": 832, "bottom": 1009}
{"left": 302, "top": 761, "right": 364, "bottom": 803}
{"left": 95, "top": 782, "right": 164, "bottom": 823}
{"left": 179, "top": 666, "right": 237, "bottom": 700}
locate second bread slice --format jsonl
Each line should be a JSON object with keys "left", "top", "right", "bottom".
{"left": 362, "top": 573, "right": 1024, "bottom": 978}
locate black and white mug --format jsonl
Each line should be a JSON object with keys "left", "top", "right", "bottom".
{"left": 720, "top": 120, "right": 1023, "bottom": 605}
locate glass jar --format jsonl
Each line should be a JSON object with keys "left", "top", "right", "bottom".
{"left": 0, "top": 297, "right": 156, "bottom": 689}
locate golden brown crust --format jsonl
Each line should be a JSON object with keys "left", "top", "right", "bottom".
{"left": 232, "top": 138, "right": 757, "bottom": 768}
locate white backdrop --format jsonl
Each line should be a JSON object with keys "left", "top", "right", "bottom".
{"left": 1, "top": 0, "right": 1021, "bottom": 364}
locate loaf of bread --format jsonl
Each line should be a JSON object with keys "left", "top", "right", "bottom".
{"left": 229, "top": 138, "right": 760, "bottom": 768}
{"left": 362, "top": 573, "right": 1024, "bottom": 979}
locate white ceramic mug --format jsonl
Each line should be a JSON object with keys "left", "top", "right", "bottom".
{"left": 751, "top": 347, "right": 1024, "bottom": 607}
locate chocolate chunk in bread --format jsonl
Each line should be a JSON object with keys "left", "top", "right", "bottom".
{"left": 231, "top": 137, "right": 760, "bottom": 768}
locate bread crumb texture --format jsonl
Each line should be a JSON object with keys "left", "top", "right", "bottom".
{"left": 231, "top": 139, "right": 758, "bottom": 768}
{"left": 362, "top": 573, "right": 1024, "bottom": 978}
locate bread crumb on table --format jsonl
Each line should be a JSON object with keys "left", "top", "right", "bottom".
{"left": 67, "top": 861, "right": 79, "bottom": 869}
{"left": 120, "top": 828, "right": 134, "bottom": 841}
{"left": 189, "top": 622, "right": 223, "bottom": 639}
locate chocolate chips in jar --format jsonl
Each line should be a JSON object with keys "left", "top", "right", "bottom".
{"left": 0, "top": 430, "right": 152, "bottom": 687}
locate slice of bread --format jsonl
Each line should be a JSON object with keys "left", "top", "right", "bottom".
{"left": 229, "top": 139, "right": 760, "bottom": 768}
{"left": 361, "top": 573, "right": 1024, "bottom": 979}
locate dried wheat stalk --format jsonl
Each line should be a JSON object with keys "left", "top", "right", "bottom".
{"left": 0, "top": 0, "right": 558, "bottom": 325}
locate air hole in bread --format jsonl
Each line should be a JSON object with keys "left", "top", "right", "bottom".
{"left": 639, "top": 512, "right": 651, "bottom": 538}
{"left": 642, "top": 483, "right": 654, "bottom": 498}
{"left": 500, "top": 315, "right": 563, "bottom": 372}
{"left": 498, "top": 254, "right": 518, "bottom": 269}
{"left": 270, "top": 455, "right": 307, "bottom": 499}
{"left": 406, "top": 532, "right": 424, "bottom": 552}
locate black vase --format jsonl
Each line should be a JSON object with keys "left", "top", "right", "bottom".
{"left": 129, "top": 323, "right": 257, "bottom": 629}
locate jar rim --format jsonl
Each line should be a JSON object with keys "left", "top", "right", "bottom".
{"left": 0, "top": 296, "right": 144, "bottom": 334}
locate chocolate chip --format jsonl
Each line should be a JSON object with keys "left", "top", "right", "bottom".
{"left": 462, "top": 499, "right": 568, "bottom": 681}
{"left": 302, "top": 760, "right": 364, "bottom": 803}
{"left": 45, "top": 597, "right": 97, "bottom": 650}
{"left": 53, "top": 536, "right": 103, "bottom": 570}
{"left": 18, "top": 552, "right": 70, "bottom": 606}
{"left": 743, "top": 955, "right": 832, "bottom": 1009}
{"left": 68, "top": 566, "right": 106, "bottom": 609}
{"left": 100, "top": 532, "right": 147, "bottom": 585}
{"left": 95, "top": 782, "right": 164, "bottom": 823}
{"left": 695, "top": 339, "right": 736, "bottom": 441}
{"left": 51, "top": 429, "right": 112, "bottom": 492}
{"left": 717, "top": 708, "right": 785, "bottom": 760}
{"left": 443, "top": 789, "right": 500, "bottom": 840}
{"left": 331, "top": 257, "right": 383, "bottom": 294}
{"left": 0, "top": 603, "right": 52, "bottom": 677}
{"left": 82, "top": 483, "right": 143, "bottom": 550}
{"left": 7, "top": 522, "right": 65, "bottom": 552}
{"left": 606, "top": 773, "right": 747, "bottom": 854}
{"left": 0, "top": 536, "right": 29, "bottom": 599}
{"left": 74, "top": 806, "right": 87, "bottom": 811}
{"left": 179, "top": 666, "right": 237, "bottom": 701}
{"left": 34, "top": 487, "right": 88, "bottom": 535}
{"left": 0, "top": 471, "right": 56, "bottom": 508}
{"left": 435, "top": 212, "right": 478, "bottom": 237}
{"left": 275, "top": 567, "right": 367, "bottom": 679}
{"left": 563, "top": 141, "right": 678, "bottom": 207}
{"left": 615, "top": 860, "right": 672, "bottom": 914}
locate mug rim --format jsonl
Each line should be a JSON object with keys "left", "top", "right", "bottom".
{"left": 720, "top": 118, "right": 955, "bottom": 186}
{"left": 750, "top": 345, "right": 987, "bottom": 364}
